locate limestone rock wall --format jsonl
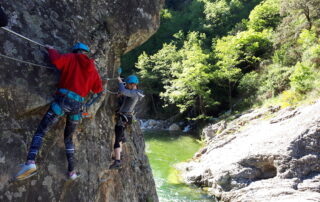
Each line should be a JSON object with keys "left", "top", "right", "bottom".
{"left": 0, "top": 1, "right": 163, "bottom": 201}
{"left": 179, "top": 102, "right": 320, "bottom": 201}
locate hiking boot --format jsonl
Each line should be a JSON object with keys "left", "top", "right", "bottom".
{"left": 109, "top": 160, "right": 122, "bottom": 170}
{"left": 15, "top": 163, "right": 37, "bottom": 181}
{"left": 68, "top": 171, "right": 80, "bottom": 180}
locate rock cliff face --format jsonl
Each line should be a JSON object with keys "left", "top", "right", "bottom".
{"left": 179, "top": 102, "right": 320, "bottom": 201}
{"left": 0, "top": 1, "right": 163, "bottom": 201}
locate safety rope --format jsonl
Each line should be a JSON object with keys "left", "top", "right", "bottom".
{"left": 1, "top": 27, "right": 46, "bottom": 47}
{"left": 0, "top": 53, "right": 54, "bottom": 70}
{"left": 105, "top": 89, "right": 118, "bottom": 95}
{"left": 105, "top": 78, "right": 118, "bottom": 81}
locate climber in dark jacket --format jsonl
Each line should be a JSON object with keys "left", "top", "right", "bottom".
{"left": 0, "top": 5, "right": 8, "bottom": 27}
{"left": 109, "top": 75, "right": 144, "bottom": 169}
{"left": 15, "top": 42, "right": 104, "bottom": 181}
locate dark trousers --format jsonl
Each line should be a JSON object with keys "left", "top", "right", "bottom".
{"left": 27, "top": 94, "right": 82, "bottom": 172}
{"left": 114, "top": 114, "right": 132, "bottom": 149}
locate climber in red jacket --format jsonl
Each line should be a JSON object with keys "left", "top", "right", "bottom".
{"left": 15, "top": 42, "right": 104, "bottom": 181}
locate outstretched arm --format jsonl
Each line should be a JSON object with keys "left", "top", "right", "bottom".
{"left": 86, "top": 70, "right": 105, "bottom": 107}
{"left": 45, "top": 45, "right": 70, "bottom": 71}
{"left": 118, "top": 77, "right": 144, "bottom": 98}
{"left": 85, "top": 92, "right": 104, "bottom": 108}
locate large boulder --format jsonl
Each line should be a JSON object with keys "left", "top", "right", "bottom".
{"left": 179, "top": 102, "right": 320, "bottom": 201}
{"left": 0, "top": 1, "right": 163, "bottom": 201}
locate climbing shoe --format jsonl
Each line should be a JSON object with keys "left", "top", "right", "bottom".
{"left": 15, "top": 163, "right": 37, "bottom": 181}
{"left": 68, "top": 171, "right": 80, "bottom": 180}
{"left": 109, "top": 160, "right": 122, "bottom": 170}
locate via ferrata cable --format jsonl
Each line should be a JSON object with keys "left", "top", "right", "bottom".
{"left": 0, "top": 53, "right": 54, "bottom": 70}
{"left": 1, "top": 27, "right": 46, "bottom": 47}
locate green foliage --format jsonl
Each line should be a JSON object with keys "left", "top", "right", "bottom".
{"left": 248, "top": 0, "right": 281, "bottom": 31}
{"left": 215, "top": 30, "right": 272, "bottom": 72}
{"left": 203, "top": 0, "right": 263, "bottom": 36}
{"left": 274, "top": 0, "right": 320, "bottom": 60}
{"left": 297, "top": 29, "right": 320, "bottom": 68}
{"left": 237, "top": 71, "right": 261, "bottom": 108}
{"left": 130, "top": 0, "right": 320, "bottom": 120}
{"left": 277, "top": 89, "right": 304, "bottom": 108}
{"left": 204, "top": 0, "right": 231, "bottom": 29}
{"left": 290, "top": 62, "right": 315, "bottom": 93}
{"left": 238, "top": 71, "right": 260, "bottom": 96}
{"left": 136, "top": 44, "right": 179, "bottom": 95}
{"left": 122, "top": 0, "right": 263, "bottom": 71}
{"left": 258, "top": 64, "right": 293, "bottom": 98}
{"left": 272, "top": 42, "right": 297, "bottom": 66}
{"left": 280, "top": 0, "right": 320, "bottom": 30}
{"left": 121, "top": 1, "right": 206, "bottom": 71}
{"left": 160, "top": 32, "right": 219, "bottom": 115}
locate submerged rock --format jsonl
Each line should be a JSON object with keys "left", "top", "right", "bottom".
{"left": 140, "top": 119, "right": 167, "bottom": 130}
{"left": 168, "top": 123, "right": 181, "bottom": 131}
{"left": 0, "top": 0, "right": 163, "bottom": 201}
{"left": 180, "top": 102, "right": 320, "bottom": 201}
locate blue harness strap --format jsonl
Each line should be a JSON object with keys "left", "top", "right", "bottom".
{"left": 70, "top": 114, "right": 81, "bottom": 121}
{"left": 51, "top": 102, "right": 64, "bottom": 116}
{"left": 58, "top": 88, "right": 84, "bottom": 102}
{"left": 51, "top": 102, "right": 81, "bottom": 121}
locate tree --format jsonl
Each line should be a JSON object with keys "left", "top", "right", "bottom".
{"left": 248, "top": 0, "right": 282, "bottom": 31}
{"left": 280, "top": 0, "right": 320, "bottom": 30}
{"left": 160, "top": 32, "right": 218, "bottom": 116}
{"left": 214, "top": 29, "right": 272, "bottom": 109}
{"left": 275, "top": 0, "right": 320, "bottom": 48}
{"left": 203, "top": 0, "right": 263, "bottom": 36}
{"left": 136, "top": 44, "right": 180, "bottom": 114}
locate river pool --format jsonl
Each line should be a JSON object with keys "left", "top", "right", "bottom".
{"left": 144, "top": 130, "right": 216, "bottom": 202}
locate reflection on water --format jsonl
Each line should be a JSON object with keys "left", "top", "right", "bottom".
{"left": 144, "top": 130, "right": 216, "bottom": 202}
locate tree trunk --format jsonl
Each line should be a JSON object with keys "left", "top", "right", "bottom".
{"left": 151, "top": 94, "right": 158, "bottom": 114}
{"left": 228, "top": 80, "right": 233, "bottom": 111}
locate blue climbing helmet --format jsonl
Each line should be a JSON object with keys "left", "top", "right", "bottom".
{"left": 125, "top": 75, "right": 139, "bottom": 84}
{"left": 72, "top": 42, "right": 90, "bottom": 52}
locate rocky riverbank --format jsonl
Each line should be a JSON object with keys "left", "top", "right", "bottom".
{"left": 178, "top": 101, "right": 320, "bottom": 201}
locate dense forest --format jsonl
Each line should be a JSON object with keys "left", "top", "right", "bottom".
{"left": 121, "top": 0, "right": 320, "bottom": 120}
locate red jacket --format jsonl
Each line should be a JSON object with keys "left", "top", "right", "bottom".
{"left": 48, "top": 48, "right": 103, "bottom": 97}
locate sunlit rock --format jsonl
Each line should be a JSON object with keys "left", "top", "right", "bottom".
{"left": 180, "top": 101, "right": 320, "bottom": 201}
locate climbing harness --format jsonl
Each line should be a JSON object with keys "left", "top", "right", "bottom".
{"left": 1, "top": 27, "right": 46, "bottom": 47}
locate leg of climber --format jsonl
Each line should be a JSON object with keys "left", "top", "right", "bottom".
{"left": 64, "top": 113, "right": 80, "bottom": 180}
{"left": 109, "top": 123, "right": 125, "bottom": 170}
{"left": 15, "top": 108, "right": 61, "bottom": 180}
{"left": 15, "top": 42, "right": 104, "bottom": 180}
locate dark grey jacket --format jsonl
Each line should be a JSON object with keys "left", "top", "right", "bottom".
{"left": 118, "top": 82, "right": 144, "bottom": 114}
{"left": 0, "top": 6, "right": 8, "bottom": 27}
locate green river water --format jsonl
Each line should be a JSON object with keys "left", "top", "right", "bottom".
{"left": 144, "top": 130, "right": 215, "bottom": 202}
